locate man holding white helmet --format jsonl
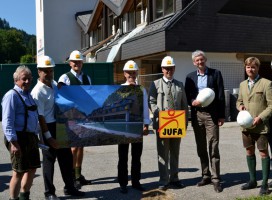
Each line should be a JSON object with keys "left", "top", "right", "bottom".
{"left": 118, "top": 60, "right": 150, "bottom": 193}
{"left": 31, "top": 55, "right": 85, "bottom": 200}
{"left": 185, "top": 50, "right": 225, "bottom": 193}
{"left": 148, "top": 56, "right": 188, "bottom": 190}
{"left": 58, "top": 50, "right": 92, "bottom": 189}
{"left": 236, "top": 57, "right": 272, "bottom": 196}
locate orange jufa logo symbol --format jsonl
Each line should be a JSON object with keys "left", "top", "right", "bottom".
{"left": 158, "top": 110, "right": 186, "bottom": 138}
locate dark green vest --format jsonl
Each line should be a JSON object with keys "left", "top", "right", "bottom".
{"left": 66, "top": 72, "right": 90, "bottom": 85}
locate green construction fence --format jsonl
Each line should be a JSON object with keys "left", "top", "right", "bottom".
{"left": 0, "top": 63, "right": 114, "bottom": 120}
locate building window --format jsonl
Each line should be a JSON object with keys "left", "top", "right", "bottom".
{"left": 136, "top": 0, "right": 147, "bottom": 25}
{"left": 153, "top": 0, "right": 174, "bottom": 20}
{"left": 128, "top": 9, "right": 135, "bottom": 31}
{"left": 108, "top": 11, "right": 114, "bottom": 36}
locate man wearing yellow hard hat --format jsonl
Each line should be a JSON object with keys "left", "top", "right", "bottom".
{"left": 58, "top": 50, "right": 92, "bottom": 189}
{"left": 32, "top": 55, "right": 85, "bottom": 199}
{"left": 148, "top": 56, "right": 188, "bottom": 190}
{"left": 118, "top": 60, "right": 150, "bottom": 193}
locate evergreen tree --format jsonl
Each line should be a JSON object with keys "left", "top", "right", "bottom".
{"left": 0, "top": 18, "right": 36, "bottom": 63}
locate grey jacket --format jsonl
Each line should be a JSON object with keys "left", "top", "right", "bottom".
{"left": 148, "top": 78, "right": 188, "bottom": 130}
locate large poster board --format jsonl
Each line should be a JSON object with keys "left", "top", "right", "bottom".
{"left": 55, "top": 85, "right": 144, "bottom": 148}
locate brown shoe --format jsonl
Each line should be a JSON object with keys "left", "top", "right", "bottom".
{"left": 197, "top": 178, "right": 211, "bottom": 187}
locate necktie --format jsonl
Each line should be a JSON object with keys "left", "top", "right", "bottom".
{"left": 168, "top": 81, "right": 175, "bottom": 110}
{"left": 249, "top": 81, "right": 254, "bottom": 91}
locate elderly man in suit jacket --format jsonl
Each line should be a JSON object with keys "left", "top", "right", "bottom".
{"left": 185, "top": 50, "right": 225, "bottom": 193}
{"left": 236, "top": 57, "right": 272, "bottom": 196}
{"left": 148, "top": 56, "right": 188, "bottom": 190}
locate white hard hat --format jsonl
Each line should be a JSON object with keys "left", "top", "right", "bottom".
{"left": 69, "top": 50, "right": 83, "bottom": 61}
{"left": 123, "top": 60, "right": 139, "bottom": 71}
{"left": 237, "top": 110, "right": 254, "bottom": 129}
{"left": 161, "top": 56, "right": 175, "bottom": 67}
{"left": 37, "top": 55, "right": 55, "bottom": 68}
{"left": 196, "top": 88, "right": 215, "bottom": 107}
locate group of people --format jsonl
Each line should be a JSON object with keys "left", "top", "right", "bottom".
{"left": 2, "top": 50, "right": 91, "bottom": 200}
{"left": 2, "top": 49, "right": 272, "bottom": 200}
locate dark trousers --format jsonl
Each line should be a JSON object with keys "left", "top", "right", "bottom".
{"left": 192, "top": 111, "right": 220, "bottom": 182}
{"left": 118, "top": 142, "right": 143, "bottom": 186}
{"left": 42, "top": 122, "right": 74, "bottom": 196}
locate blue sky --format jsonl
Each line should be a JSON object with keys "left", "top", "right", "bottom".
{"left": 0, "top": 0, "right": 36, "bottom": 35}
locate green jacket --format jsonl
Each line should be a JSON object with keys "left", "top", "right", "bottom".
{"left": 236, "top": 77, "right": 272, "bottom": 134}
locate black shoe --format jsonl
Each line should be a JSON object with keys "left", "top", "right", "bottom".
{"left": 213, "top": 182, "right": 223, "bottom": 193}
{"left": 259, "top": 184, "right": 269, "bottom": 196}
{"left": 268, "top": 181, "right": 272, "bottom": 188}
{"left": 77, "top": 175, "right": 92, "bottom": 185}
{"left": 64, "top": 188, "right": 85, "bottom": 196}
{"left": 169, "top": 181, "right": 185, "bottom": 189}
{"left": 45, "top": 194, "right": 60, "bottom": 200}
{"left": 158, "top": 184, "right": 169, "bottom": 190}
{"left": 241, "top": 181, "right": 257, "bottom": 190}
{"left": 197, "top": 178, "right": 211, "bottom": 187}
{"left": 132, "top": 184, "right": 145, "bottom": 191}
{"left": 120, "top": 186, "right": 128, "bottom": 194}
{"left": 74, "top": 179, "right": 82, "bottom": 189}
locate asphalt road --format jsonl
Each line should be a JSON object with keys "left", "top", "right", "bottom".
{"left": 1, "top": 122, "right": 271, "bottom": 200}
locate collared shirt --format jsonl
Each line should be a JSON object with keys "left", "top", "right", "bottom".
{"left": 58, "top": 69, "right": 91, "bottom": 85}
{"left": 122, "top": 82, "right": 150, "bottom": 125}
{"left": 197, "top": 68, "right": 208, "bottom": 91}
{"left": 2, "top": 85, "right": 39, "bottom": 141}
{"left": 247, "top": 75, "right": 260, "bottom": 91}
{"left": 31, "top": 80, "right": 57, "bottom": 123}
{"left": 162, "top": 76, "right": 173, "bottom": 83}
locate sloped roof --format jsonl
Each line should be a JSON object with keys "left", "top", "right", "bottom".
{"left": 85, "top": 0, "right": 131, "bottom": 33}
{"left": 87, "top": 0, "right": 272, "bottom": 62}
{"left": 108, "top": 0, "right": 123, "bottom": 7}
{"left": 76, "top": 10, "right": 93, "bottom": 30}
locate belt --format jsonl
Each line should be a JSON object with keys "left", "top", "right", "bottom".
{"left": 196, "top": 107, "right": 209, "bottom": 112}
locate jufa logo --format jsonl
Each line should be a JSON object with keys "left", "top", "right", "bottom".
{"left": 158, "top": 110, "right": 186, "bottom": 138}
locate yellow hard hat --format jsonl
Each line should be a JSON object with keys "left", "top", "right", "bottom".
{"left": 123, "top": 60, "right": 139, "bottom": 71}
{"left": 161, "top": 56, "right": 175, "bottom": 67}
{"left": 69, "top": 50, "right": 83, "bottom": 61}
{"left": 37, "top": 55, "right": 55, "bottom": 68}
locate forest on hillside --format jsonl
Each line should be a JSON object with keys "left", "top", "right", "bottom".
{"left": 0, "top": 18, "right": 36, "bottom": 64}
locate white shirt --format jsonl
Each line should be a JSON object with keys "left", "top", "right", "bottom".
{"left": 58, "top": 69, "right": 91, "bottom": 85}
{"left": 163, "top": 76, "right": 173, "bottom": 83}
{"left": 31, "top": 80, "right": 58, "bottom": 123}
{"left": 122, "top": 81, "right": 150, "bottom": 125}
